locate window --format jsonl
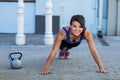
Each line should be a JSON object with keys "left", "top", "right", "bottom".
{"left": 0, "top": 0, "right": 35, "bottom": 2}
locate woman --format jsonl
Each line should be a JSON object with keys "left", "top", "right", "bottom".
{"left": 41, "top": 15, "right": 108, "bottom": 75}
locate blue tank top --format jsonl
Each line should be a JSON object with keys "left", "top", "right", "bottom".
{"left": 62, "top": 27, "right": 84, "bottom": 44}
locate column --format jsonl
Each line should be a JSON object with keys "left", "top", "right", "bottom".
{"left": 97, "top": 0, "right": 103, "bottom": 38}
{"left": 44, "top": 0, "right": 54, "bottom": 45}
{"left": 107, "top": 0, "right": 117, "bottom": 35}
{"left": 117, "top": 0, "right": 120, "bottom": 35}
{"left": 60, "top": 0, "right": 65, "bottom": 29}
{"left": 16, "top": 0, "right": 25, "bottom": 45}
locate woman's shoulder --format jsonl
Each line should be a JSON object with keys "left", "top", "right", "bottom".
{"left": 56, "top": 28, "right": 66, "bottom": 41}
{"left": 62, "top": 26, "right": 70, "bottom": 30}
{"left": 57, "top": 26, "right": 70, "bottom": 40}
{"left": 84, "top": 28, "right": 90, "bottom": 34}
{"left": 58, "top": 27, "right": 67, "bottom": 36}
{"left": 84, "top": 29, "right": 92, "bottom": 40}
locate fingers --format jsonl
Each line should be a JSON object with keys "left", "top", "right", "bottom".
{"left": 41, "top": 71, "right": 52, "bottom": 75}
{"left": 97, "top": 70, "right": 108, "bottom": 74}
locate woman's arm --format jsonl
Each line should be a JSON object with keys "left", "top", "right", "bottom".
{"left": 41, "top": 29, "right": 66, "bottom": 75}
{"left": 84, "top": 29, "right": 108, "bottom": 74}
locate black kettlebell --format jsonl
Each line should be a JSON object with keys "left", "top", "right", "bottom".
{"left": 9, "top": 52, "right": 22, "bottom": 69}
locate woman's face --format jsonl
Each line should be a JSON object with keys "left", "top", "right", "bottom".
{"left": 70, "top": 21, "right": 83, "bottom": 36}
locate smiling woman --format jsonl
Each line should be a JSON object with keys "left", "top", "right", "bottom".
{"left": 41, "top": 15, "right": 108, "bottom": 75}
{"left": 0, "top": 0, "right": 35, "bottom": 2}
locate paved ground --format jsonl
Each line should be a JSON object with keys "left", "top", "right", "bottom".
{"left": 0, "top": 34, "right": 120, "bottom": 80}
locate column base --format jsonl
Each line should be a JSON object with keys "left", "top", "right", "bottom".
{"left": 44, "top": 34, "right": 54, "bottom": 45}
{"left": 16, "top": 34, "right": 26, "bottom": 45}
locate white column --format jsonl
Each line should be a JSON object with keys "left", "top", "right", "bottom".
{"left": 60, "top": 0, "right": 65, "bottom": 29}
{"left": 16, "top": 0, "right": 25, "bottom": 45}
{"left": 44, "top": 0, "right": 54, "bottom": 45}
{"left": 97, "top": 0, "right": 103, "bottom": 38}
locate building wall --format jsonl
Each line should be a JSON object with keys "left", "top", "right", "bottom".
{"left": 107, "top": 0, "right": 117, "bottom": 35}
{"left": 36, "top": 0, "right": 98, "bottom": 34}
{"left": 35, "top": 0, "right": 60, "bottom": 34}
{"left": 102, "top": 0, "right": 108, "bottom": 35}
{"left": 107, "top": 0, "right": 120, "bottom": 36}
{"left": 0, "top": 0, "right": 103, "bottom": 35}
{"left": 0, "top": 2, "right": 35, "bottom": 33}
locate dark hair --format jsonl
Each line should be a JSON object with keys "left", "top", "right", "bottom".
{"left": 70, "top": 15, "right": 86, "bottom": 36}
{"left": 70, "top": 15, "right": 85, "bottom": 28}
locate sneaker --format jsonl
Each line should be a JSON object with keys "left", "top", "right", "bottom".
{"left": 65, "top": 51, "right": 70, "bottom": 59}
{"left": 58, "top": 48, "right": 70, "bottom": 59}
{"left": 58, "top": 51, "right": 65, "bottom": 59}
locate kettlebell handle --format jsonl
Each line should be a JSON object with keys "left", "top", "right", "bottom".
{"left": 9, "top": 52, "right": 22, "bottom": 60}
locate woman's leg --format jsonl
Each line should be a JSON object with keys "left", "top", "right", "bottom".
{"left": 58, "top": 48, "right": 65, "bottom": 59}
{"left": 59, "top": 41, "right": 80, "bottom": 59}
{"left": 62, "top": 47, "right": 70, "bottom": 59}
{"left": 59, "top": 41, "right": 68, "bottom": 59}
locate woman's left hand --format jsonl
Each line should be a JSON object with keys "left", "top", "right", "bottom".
{"left": 97, "top": 69, "right": 108, "bottom": 74}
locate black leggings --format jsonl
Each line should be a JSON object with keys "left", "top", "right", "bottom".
{"left": 60, "top": 40, "right": 80, "bottom": 50}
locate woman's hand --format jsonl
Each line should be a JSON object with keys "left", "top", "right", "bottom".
{"left": 97, "top": 69, "right": 108, "bottom": 74}
{"left": 41, "top": 70, "right": 52, "bottom": 75}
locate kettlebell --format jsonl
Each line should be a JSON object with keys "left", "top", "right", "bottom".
{"left": 9, "top": 52, "right": 22, "bottom": 69}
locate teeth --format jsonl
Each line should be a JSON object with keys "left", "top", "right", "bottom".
{"left": 75, "top": 31, "right": 79, "bottom": 34}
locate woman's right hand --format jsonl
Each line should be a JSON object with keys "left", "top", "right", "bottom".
{"left": 41, "top": 70, "right": 52, "bottom": 75}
